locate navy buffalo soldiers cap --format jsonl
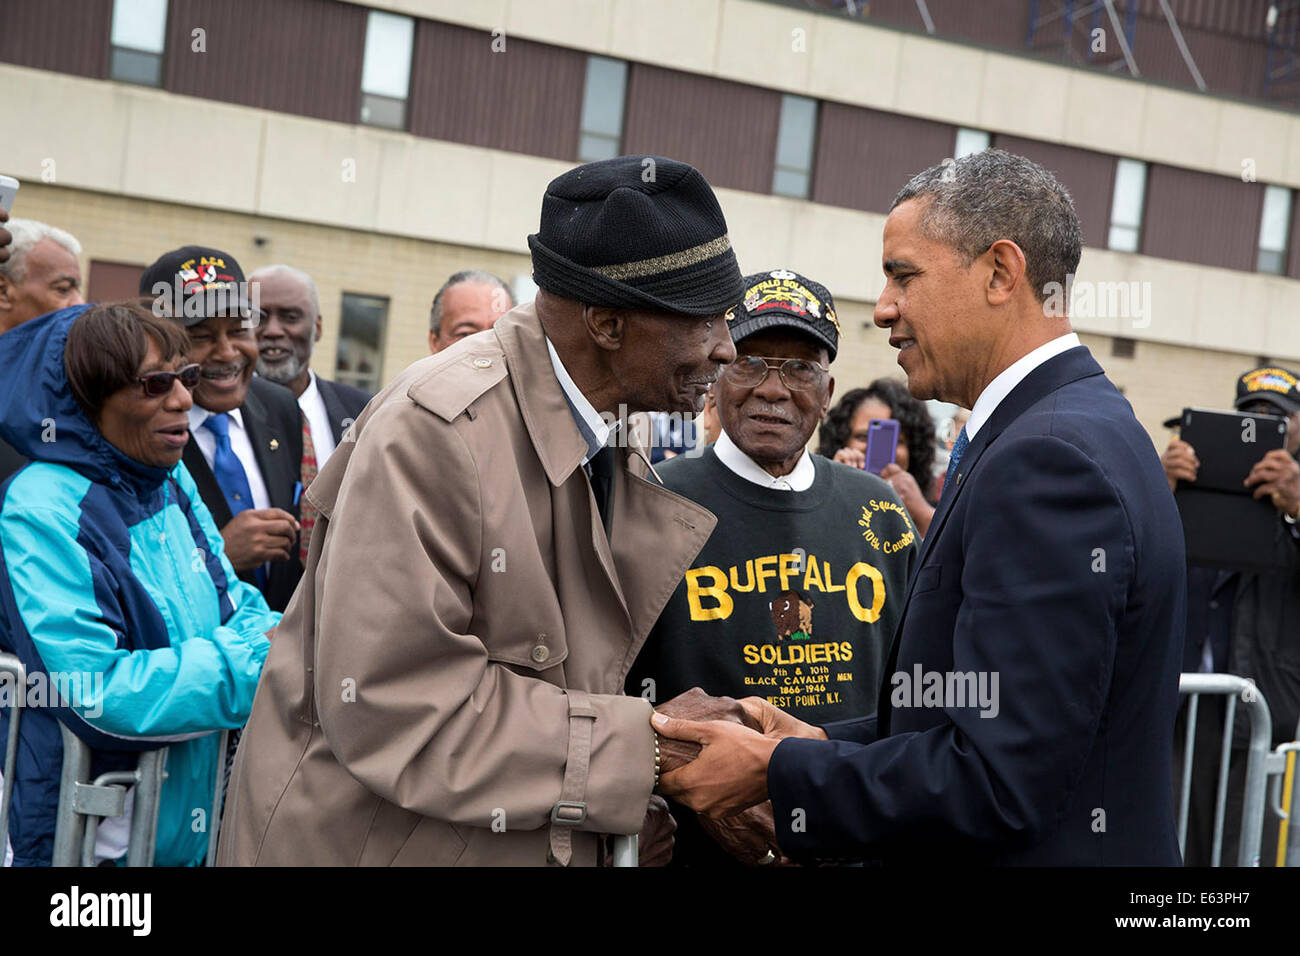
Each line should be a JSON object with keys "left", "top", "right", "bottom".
{"left": 1234, "top": 365, "right": 1300, "bottom": 415}
{"left": 528, "top": 156, "right": 744, "bottom": 317}
{"left": 726, "top": 269, "right": 841, "bottom": 362}
{"left": 138, "top": 245, "right": 262, "bottom": 327}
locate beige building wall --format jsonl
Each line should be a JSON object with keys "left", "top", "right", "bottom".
{"left": 13, "top": 182, "right": 532, "bottom": 387}
{"left": 16, "top": 181, "right": 1262, "bottom": 451}
{"left": 1078, "top": 331, "right": 1264, "bottom": 447}
{"left": 8, "top": 61, "right": 1300, "bottom": 367}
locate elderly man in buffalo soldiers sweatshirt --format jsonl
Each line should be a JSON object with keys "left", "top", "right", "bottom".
{"left": 629, "top": 270, "right": 917, "bottom": 866}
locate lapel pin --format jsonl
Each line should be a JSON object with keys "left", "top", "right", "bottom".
{"left": 269, "top": 439, "right": 280, "bottom": 451}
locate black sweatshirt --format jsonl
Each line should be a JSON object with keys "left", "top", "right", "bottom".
{"left": 631, "top": 447, "right": 917, "bottom": 725}
{"left": 629, "top": 446, "right": 917, "bottom": 868}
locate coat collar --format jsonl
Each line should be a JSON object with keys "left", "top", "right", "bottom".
{"left": 493, "top": 302, "right": 591, "bottom": 488}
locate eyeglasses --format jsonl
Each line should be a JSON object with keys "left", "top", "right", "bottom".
{"left": 138, "top": 364, "right": 200, "bottom": 397}
{"left": 722, "top": 355, "right": 829, "bottom": 391}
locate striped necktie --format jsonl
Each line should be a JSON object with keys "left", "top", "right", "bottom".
{"left": 299, "top": 413, "right": 318, "bottom": 563}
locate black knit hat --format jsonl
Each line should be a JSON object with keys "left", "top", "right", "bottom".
{"left": 728, "top": 269, "right": 840, "bottom": 362}
{"left": 528, "top": 156, "right": 744, "bottom": 316}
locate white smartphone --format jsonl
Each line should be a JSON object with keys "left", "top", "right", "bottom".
{"left": 0, "top": 175, "right": 18, "bottom": 213}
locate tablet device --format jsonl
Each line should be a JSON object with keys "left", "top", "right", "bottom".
{"left": 1177, "top": 407, "right": 1286, "bottom": 493}
{"left": 1174, "top": 407, "right": 1288, "bottom": 571}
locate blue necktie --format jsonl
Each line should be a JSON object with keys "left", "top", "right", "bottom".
{"left": 944, "top": 425, "right": 970, "bottom": 487}
{"left": 203, "top": 413, "right": 266, "bottom": 590}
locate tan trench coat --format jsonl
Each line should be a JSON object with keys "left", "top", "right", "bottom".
{"left": 216, "top": 302, "right": 717, "bottom": 866}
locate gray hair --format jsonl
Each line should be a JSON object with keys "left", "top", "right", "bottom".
{"left": 430, "top": 270, "right": 514, "bottom": 334}
{"left": 891, "top": 148, "right": 1081, "bottom": 303}
{"left": 0, "top": 218, "right": 82, "bottom": 283}
{"left": 250, "top": 263, "right": 320, "bottom": 316}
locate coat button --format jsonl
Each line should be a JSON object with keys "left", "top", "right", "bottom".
{"left": 531, "top": 645, "right": 550, "bottom": 664}
{"left": 473, "top": 358, "right": 492, "bottom": 369}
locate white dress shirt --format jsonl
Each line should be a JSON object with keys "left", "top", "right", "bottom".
{"left": 713, "top": 428, "right": 816, "bottom": 492}
{"left": 964, "top": 333, "right": 1081, "bottom": 440}
{"left": 298, "top": 371, "right": 337, "bottom": 466}
{"left": 188, "top": 405, "right": 272, "bottom": 511}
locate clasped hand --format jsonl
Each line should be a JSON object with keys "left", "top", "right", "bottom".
{"left": 651, "top": 691, "right": 826, "bottom": 819}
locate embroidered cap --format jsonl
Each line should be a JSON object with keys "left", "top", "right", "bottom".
{"left": 1234, "top": 365, "right": 1300, "bottom": 415}
{"left": 726, "top": 269, "right": 840, "bottom": 362}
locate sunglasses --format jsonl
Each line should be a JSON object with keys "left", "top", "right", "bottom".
{"left": 722, "top": 355, "right": 829, "bottom": 391}
{"left": 138, "top": 363, "right": 200, "bottom": 397}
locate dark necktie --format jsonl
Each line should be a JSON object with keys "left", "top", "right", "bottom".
{"left": 202, "top": 413, "right": 266, "bottom": 590}
{"left": 586, "top": 446, "right": 615, "bottom": 535}
{"left": 944, "top": 424, "right": 970, "bottom": 488}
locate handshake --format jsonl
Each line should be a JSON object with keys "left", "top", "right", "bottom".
{"left": 642, "top": 687, "right": 827, "bottom": 867}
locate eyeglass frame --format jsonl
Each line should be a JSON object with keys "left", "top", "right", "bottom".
{"left": 137, "top": 363, "right": 201, "bottom": 397}
{"left": 721, "top": 354, "right": 831, "bottom": 392}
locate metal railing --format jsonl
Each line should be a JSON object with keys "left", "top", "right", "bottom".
{"left": 51, "top": 723, "right": 168, "bottom": 867}
{"left": 49, "top": 726, "right": 231, "bottom": 868}
{"left": 611, "top": 833, "right": 638, "bottom": 867}
{"left": 1177, "top": 673, "right": 1300, "bottom": 867}
{"left": 0, "top": 652, "right": 25, "bottom": 856}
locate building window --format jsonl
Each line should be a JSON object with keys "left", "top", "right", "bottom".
{"left": 360, "top": 10, "right": 414, "bottom": 130}
{"left": 772, "top": 94, "right": 818, "bottom": 199}
{"left": 1111, "top": 336, "right": 1136, "bottom": 359}
{"left": 1257, "top": 185, "right": 1293, "bottom": 275}
{"left": 335, "top": 293, "right": 388, "bottom": 393}
{"left": 88, "top": 260, "right": 145, "bottom": 303}
{"left": 110, "top": 0, "right": 168, "bottom": 87}
{"left": 954, "top": 128, "right": 989, "bottom": 158}
{"left": 578, "top": 56, "right": 627, "bottom": 162}
{"left": 1108, "top": 158, "right": 1147, "bottom": 253}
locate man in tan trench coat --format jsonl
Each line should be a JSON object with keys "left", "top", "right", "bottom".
{"left": 216, "top": 155, "right": 744, "bottom": 866}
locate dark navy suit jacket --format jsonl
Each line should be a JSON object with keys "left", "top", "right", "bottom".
{"left": 768, "top": 346, "right": 1187, "bottom": 865}
{"left": 315, "top": 376, "right": 371, "bottom": 447}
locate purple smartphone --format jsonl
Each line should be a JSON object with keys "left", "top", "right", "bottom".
{"left": 864, "top": 419, "right": 899, "bottom": 475}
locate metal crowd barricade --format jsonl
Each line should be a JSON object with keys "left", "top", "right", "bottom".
{"left": 611, "top": 833, "right": 638, "bottom": 867}
{"left": 50, "top": 725, "right": 230, "bottom": 867}
{"left": 0, "top": 652, "right": 26, "bottom": 855}
{"left": 1177, "top": 673, "right": 1276, "bottom": 866}
{"left": 1267, "top": 739, "right": 1300, "bottom": 867}
{"left": 51, "top": 723, "right": 168, "bottom": 867}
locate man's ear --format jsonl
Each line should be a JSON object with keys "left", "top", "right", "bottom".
{"left": 0, "top": 272, "right": 13, "bottom": 311}
{"left": 314, "top": 315, "right": 323, "bottom": 343}
{"left": 985, "top": 238, "right": 1027, "bottom": 306}
{"left": 428, "top": 329, "right": 440, "bottom": 354}
{"left": 582, "top": 305, "right": 626, "bottom": 351}
{"left": 822, "top": 374, "right": 835, "bottom": 417}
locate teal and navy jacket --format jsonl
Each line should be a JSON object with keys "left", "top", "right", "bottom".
{"left": 0, "top": 306, "right": 278, "bottom": 866}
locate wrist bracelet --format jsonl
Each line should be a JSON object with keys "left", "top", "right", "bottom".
{"left": 653, "top": 731, "right": 661, "bottom": 789}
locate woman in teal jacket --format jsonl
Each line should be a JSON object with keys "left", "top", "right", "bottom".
{"left": 0, "top": 301, "right": 278, "bottom": 866}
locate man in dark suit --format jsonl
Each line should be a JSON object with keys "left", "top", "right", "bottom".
{"left": 653, "top": 149, "right": 1187, "bottom": 866}
{"left": 249, "top": 265, "right": 371, "bottom": 560}
{"left": 141, "top": 247, "right": 303, "bottom": 612}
